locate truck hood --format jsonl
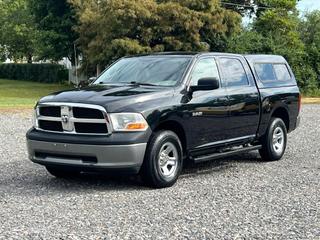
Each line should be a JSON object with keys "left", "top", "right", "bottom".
{"left": 39, "top": 84, "right": 175, "bottom": 113}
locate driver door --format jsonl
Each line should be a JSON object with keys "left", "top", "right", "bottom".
{"left": 183, "top": 57, "right": 229, "bottom": 149}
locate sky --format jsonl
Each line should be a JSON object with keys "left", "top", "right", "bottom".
{"left": 242, "top": 0, "right": 320, "bottom": 26}
{"left": 297, "top": 0, "right": 320, "bottom": 13}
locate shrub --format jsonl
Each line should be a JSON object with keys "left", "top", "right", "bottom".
{"left": 0, "top": 63, "right": 68, "bottom": 83}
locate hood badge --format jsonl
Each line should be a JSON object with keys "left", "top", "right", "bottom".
{"left": 192, "top": 112, "right": 203, "bottom": 117}
{"left": 61, "top": 106, "right": 74, "bottom": 132}
{"left": 61, "top": 115, "right": 69, "bottom": 123}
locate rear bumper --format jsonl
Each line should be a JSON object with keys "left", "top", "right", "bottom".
{"left": 27, "top": 139, "right": 147, "bottom": 174}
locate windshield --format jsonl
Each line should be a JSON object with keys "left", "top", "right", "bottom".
{"left": 94, "top": 56, "right": 192, "bottom": 86}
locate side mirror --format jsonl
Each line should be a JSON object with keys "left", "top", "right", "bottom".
{"left": 190, "top": 77, "right": 220, "bottom": 92}
{"left": 88, "top": 77, "right": 97, "bottom": 83}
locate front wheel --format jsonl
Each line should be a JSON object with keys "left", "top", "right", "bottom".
{"left": 140, "top": 130, "right": 183, "bottom": 188}
{"left": 259, "top": 118, "right": 287, "bottom": 161}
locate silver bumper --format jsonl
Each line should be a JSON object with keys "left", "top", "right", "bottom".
{"left": 27, "top": 140, "right": 147, "bottom": 171}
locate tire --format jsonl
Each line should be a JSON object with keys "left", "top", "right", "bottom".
{"left": 140, "top": 130, "right": 183, "bottom": 188}
{"left": 46, "top": 166, "right": 81, "bottom": 179}
{"left": 259, "top": 117, "right": 287, "bottom": 161}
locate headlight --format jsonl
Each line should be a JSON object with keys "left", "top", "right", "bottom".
{"left": 109, "top": 113, "right": 149, "bottom": 132}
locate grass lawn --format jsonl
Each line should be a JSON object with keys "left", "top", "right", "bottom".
{"left": 0, "top": 79, "right": 70, "bottom": 109}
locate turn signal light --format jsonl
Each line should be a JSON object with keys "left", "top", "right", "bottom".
{"left": 125, "top": 123, "right": 148, "bottom": 130}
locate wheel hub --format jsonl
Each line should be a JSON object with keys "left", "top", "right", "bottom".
{"left": 272, "top": 126, "right": 285, "bottom": 154}
{"left": 158, "top": 142, "right": 178, "bottom": 178}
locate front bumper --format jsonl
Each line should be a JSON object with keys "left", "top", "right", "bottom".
{"left": 26, "top": 129, "right": 150, "bottom": 173}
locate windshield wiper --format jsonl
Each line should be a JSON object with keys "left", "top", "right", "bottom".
{"left": 102, "top": 81, "right": 160, "bottom": 87}
{"left": 129, "top": 81, "right": 159, "bottom": 86}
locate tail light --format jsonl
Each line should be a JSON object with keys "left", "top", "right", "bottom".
{"left": 298, "top": 94, "right": 302, "bottom": 114}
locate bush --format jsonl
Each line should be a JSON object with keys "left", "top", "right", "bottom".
{"left": 0, "top": 63, "right": 68, "bottom": 83}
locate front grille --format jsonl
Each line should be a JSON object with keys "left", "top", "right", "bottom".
{"left": 35, "top": 103, "right": 110, "bottom": 135}
{"left": 74, "top": 122, "right": 108, "bottom": 134}
{"left": 38, "top": 120, "right": 63, "bottom": 132}
{"left": 73, "top": 107, "right": 104, "bottom": 119}
{"left": 39, "top": 106, "right": 61, "bottom": 117}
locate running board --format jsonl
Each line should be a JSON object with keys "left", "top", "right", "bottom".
{"left": 193, "top": 145, "right": 262, "bottom": 163}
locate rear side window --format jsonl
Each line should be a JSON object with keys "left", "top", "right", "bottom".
{"left": 255, "top": 63, "right": 292, "bottom": 82}
{"left": 220, "top": 58, "right": 249, "bottom": 87}
{"left": 274, "top": 64, "right": 291, "bottom": 81}
{"left": 254, "top": 63, "right": 276, "bottom": 82}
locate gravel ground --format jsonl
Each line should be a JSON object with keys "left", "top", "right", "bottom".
{"left": 0, "top": 105, "right": 319, "bottom": 239}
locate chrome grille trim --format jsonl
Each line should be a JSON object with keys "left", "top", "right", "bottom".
{"left": 35, "top": 102, "right": 111, "bottom": 135}
{"left": 37, "top": 116, "right": 106, "bottom": 123}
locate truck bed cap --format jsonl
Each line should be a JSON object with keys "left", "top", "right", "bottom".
{"left": 244, "top": 54, "right": 287, "bottom": 64}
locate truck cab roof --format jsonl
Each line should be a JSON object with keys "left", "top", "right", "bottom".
{"left": 128, "top": 52, "right": 289, "bottom": 65}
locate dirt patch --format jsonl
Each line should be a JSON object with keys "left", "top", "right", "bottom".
{"left": 302, "top": 98, "right": 320, "bottom": 104}
{"left": 0, "top": 108, "right": 33, "bottom": 117}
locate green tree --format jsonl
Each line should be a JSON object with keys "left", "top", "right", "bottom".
{"left": 29, "top": 0, "right": 78, "bottom": 64}
{"left": 254, "top": 0, "right": 298, "bottom": 16}
{"left": 0, "top": 0, "right": 38, "bottom": 63}
{"left": 254, "top": 1, "right": 318, "bottom": 90}
{"left": 228, "top": 0, "right": 317, "bottom": 91}
{"left": 0, "top": 46, "right": 7, "bottom": 62}
{"left": 221, "top": 0, "right": 255, "bottom": 16}
{"left": 70, "top": 0, "right": 241, "bottom": 73}
{"left": 299, "top": 10, "right": 320, "bottom": 87}
{"left": 220, "top": 0, "right": 300, "bottom": 17}
{"left": 227, "top": 30, "right": 273, "bottom": 53}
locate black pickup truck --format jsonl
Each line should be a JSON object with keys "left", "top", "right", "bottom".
{"left": 26, "top": 52, "right": 301, "bottom": 188}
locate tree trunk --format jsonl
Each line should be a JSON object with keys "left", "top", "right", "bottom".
{"left": 27, "top": 54, "right": 32, "bottom": 64}
{"left": 68, "top": 56, "right": 76, "bottom": 67}
{"left": 96, "top": 64, "right": 101, "bottom": 76}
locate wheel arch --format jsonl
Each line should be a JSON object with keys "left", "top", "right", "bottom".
{"left": 271, "top": 107, "right": 290, "bottom": 131}
{"left": 153, "top": 120, "right": 187, "bottom": 155}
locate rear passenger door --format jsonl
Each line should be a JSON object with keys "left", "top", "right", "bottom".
{"left": 217, "top": 57, "right": 260, "bottom": 139}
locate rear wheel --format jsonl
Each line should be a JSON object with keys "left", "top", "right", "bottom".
{"left": 46, "top": 166, "right": 81, "bottom": 178}
{"left": 140, "top": 130, "right": 183, "bottom": 188}
{"left": 259, "top": 118, "right": 287, "bottom": 161}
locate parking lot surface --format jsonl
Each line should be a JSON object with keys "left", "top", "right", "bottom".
{"left": 0, "top": 105, "right": 319, "bottom": 239}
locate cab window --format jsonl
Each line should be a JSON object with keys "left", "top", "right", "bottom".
{"left": 220, "top": 58, "right": 249, "bottom": 87}
{"left": 190, "top": 58, "right": 220, "bottom": 86}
